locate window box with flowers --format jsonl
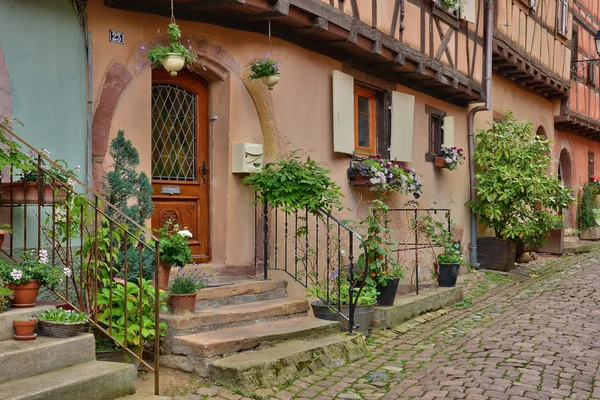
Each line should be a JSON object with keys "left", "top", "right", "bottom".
{"left": 347, "top": 157, "right": 422, "bottom": 198}
{"left": 434, "top": 146, "right": 465, "bottom": 170}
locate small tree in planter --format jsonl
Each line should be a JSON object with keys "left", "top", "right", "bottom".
{"left": 537, "top": 215, "right": 565, "bottom": 254}
{"left": 148, "top": 23, "right": 197, "bottom": 76}
{"left": 467, "top": 112, "right": 575, "bottom": 270}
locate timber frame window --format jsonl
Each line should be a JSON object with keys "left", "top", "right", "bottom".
{"left": 354, "top": 87, "right": 377, "bottom": 156}
{"left": 557, "top": 0, "right": 569, "bottom": 37}
{"left": 425, "top": 105, "right": 456, "bottom": 162}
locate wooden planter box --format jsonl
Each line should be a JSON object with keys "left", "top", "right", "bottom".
{"left": 477, "top": 237, "right": 517, "bottom": 272}
{"left": 434, "top": 156, "right": 450, "bottom": 169}
{"left": 537, "top": 229, "right": 564, "bottom": 254}
{"left": 0, "top": 182, "right": 67, "bottom": 205}
{"left": 581, "top": 227, "right": 600, "bottom": 240}
{"left": 348, "top": 174, "right": 372, "bottom": 187}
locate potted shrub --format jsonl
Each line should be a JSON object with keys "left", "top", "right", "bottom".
{"left": 579, "top": 183, "right": 600, "bottom": 239}
{"left": 0, "top": 250, "right": 66, "bottom": 308}
{"left": 436, "top": 242, "right": 462, "bottom": 287}
{"left": 13, "top": 317, "right": 37, "bottom": 340}
{"left": 168, "top": 267, "right": 207, "bottom": 314}
{"left": 0, "top": 286, "right": 13, "bottom": 312}
{"left": 307, "top": 275, "right": 378, "bottom": 336}
{"left": 157, "top": 225, "right": 193, "bottom": 291}
{"left": 537, "top": 215, "right": 565, "bottom": 254}
{"left": 417, "top": 212, "right": 461, "bottom": 287}
{"left": 148, "top": 23, "right": 197, "bottom": 76}
{"left": 248, "top": 55, "right": 282, "bottom": 90}
{"left": 434, "top": 146, "right": 465, "bottom": 170}
{"left": 467, "top": 112, "right": 574, "bottom": 271}
{"left": 38, "top": 308, "right": 88, "bottom": 338}
{"left": 347, "top": 157, "right": 422, "bottom": 198}
{"left": 95, "top": 277, "right": 168, "bottom": 369}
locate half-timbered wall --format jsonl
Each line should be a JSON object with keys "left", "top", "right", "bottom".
{"left": 493, "top": 0, "right": 572, "bottom": 97}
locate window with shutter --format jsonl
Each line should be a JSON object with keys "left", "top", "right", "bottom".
{"left": 557, "top": 0, "right": 569, "bottom": 37}
{"left": 425, "top": 105, "right": 447, "bottom": 161}
{"left": 390, "top": 92, "right": 415, "bottom": 162}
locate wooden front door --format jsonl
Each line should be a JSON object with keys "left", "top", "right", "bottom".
{"left": 151, "top": 69, "right": 210, "bottom": 263}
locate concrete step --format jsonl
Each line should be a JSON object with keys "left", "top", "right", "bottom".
{"left": 209, "top": 333, "right": 366, "bottom": 395}
{"left": 161, "top": 298, "right": 310, "bottom": 343}
{"left": 0, "top": 360, "right": 136, "bottom": 400}
{"left": 0, "top": 333, "right": 96, "bottom": 384}
{"left": 0, "top": 305, "right": 54, "bottom": 341}
{"left": 194, "top": 280, "right": 287, "bottom": 309}
{"left": 173, "top": 317, "right": 341, "bottom": 358}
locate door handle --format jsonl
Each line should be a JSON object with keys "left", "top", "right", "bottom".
{"left": 201, "top": 161, "right": 208, "bottom": 184}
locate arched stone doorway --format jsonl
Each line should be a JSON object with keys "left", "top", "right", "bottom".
{"left": 558, "top": 148, "right": 575, "bottom": 228}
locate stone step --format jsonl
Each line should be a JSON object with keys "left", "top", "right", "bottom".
{"left": 115, "top": 395, "right": 170, "bottom": 400}
{"left": 209, "top": 333, "right": 366, "bottom": 396}
{"left": 194, "top": 280, "right": 287, "bottom": 309}
{"left": 173, "top": 317, "right": 341, "bottom": 358}
{"left": 0, "top": 305, "right": 54, "bottom": 341}
{"left": 161, "top": 298, "right": 310, "bottom": 343}
{"left": 0, "top": 360, "right": 136, "bottom": 400}
{"left": 0, "top": 333, "right": 96, "bottom": 384}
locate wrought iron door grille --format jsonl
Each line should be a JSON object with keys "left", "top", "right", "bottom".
{"left": 151, "top": 84, "right": 197, "bottom": 181}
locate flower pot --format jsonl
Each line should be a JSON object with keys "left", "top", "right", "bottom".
{"left": 161, "top": 53, "right": 186, "bottom": 76}
{"left": 156, "top": 261, "right": 173, "bottom": 292}
{"left": 434, "top": 156, "right": 449, "bottom": 169}
{"left": 261, "top": 74, "right": 280, "bottom": 90}
{"left": 0, "top": 229, "right": 8, "bottom": 248}
{"left": 376, "top": 278, "right": 400, "bottom": 306}
{"left": 96, "top": 346, "right": 141, "bottom": 371}
{"left": 581, "top": 227, "right": 600, "bottom": 240}
{"left": 39, "top": 320, "right": 86, "bottom": 338}
{"left": 13, "top": 319, "right": 37, "bottom": 340}
{"left": 169, "top": 293, "right": 197, "bottom": 314}
{"left": 8, "top": 280, "right": 41, "bottom": 308}
{"left": 537, "top": 229, "right": 564, "bottom": 255}
{"left": 310, "top": 301, "right": 375, "bottom": 336}
{"left": 437, "top": 263, "right": 460, "bottom": 287}
{"left": 0, "top": 182, "right": 67, "bottom": 205}
{"left": 477, "top": 237, "right": 517, "bottom": 272}
{"left": 349, "top": 174, "right": 371, "bottom": 187}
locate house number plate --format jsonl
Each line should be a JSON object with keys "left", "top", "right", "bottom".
{"left": 161, "top": 186, "right": 181, "bottom": 195}
{"left": 109, "top": 30, "right": 124, "bottom": 44}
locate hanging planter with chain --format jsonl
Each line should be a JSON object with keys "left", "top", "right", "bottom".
{"left": 247, "top": 20, "right": 282, "bottom": 90}
{"left": 147, "top": 0, "right": 197, "bottom": 76}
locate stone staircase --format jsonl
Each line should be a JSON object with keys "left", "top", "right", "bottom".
{"left": 0, "top": 305, "right": 137, "bottom": 400}
{"left": 160, "top": 279, "right": 366, "bottom": 395}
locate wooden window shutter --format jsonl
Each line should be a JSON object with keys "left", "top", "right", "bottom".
{"left": 390, "top": 91, "right": 415, "bottom": 162}
{"left": 443, "top": 116, "right": 455, "bottom": 147}
{"left": 333, "top": 70, "right": 355, "bottom": 155}
{"left": 462, "top": 0, "right": 476, "bottom": 23}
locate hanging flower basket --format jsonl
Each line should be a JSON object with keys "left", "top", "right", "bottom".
{"left": 161, "top": 53, "right": 186, "bottom": 76}
{"left": 248, "top": 56, "right": 282, "bottom": 90}
{"left": 261, "top": 74, "right": 280, "bottom": 90}
{"left": 148, "top": 23, "right": 197, "bottom": 76}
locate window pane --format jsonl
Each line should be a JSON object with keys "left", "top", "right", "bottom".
{"left": 358, "top": 114, "right": 370, "bottom": 147}
{"left": 358, "top": 96, "right": 370, "bottom": 113}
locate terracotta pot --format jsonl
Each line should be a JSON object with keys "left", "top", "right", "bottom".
{"left": 156, "top": 261, "right": 173, "bottom": 291}
{"left": 261, "top": 74, "right": 280, "bottom": 90}
{"left": 170, "top": 293, "right": 197, "bottom": 314}
{"left": 349, "top": 174, "right": 370, "bottom": 187}
{"left": 8, "top": 280, "right": 41, "bottom": 308}
{"left": 0, "top": 229, "right": 9, "bottom": 247}
{"left": 0, "top": 182, "right": 67, "bottom": 205}
{"left": 13, "top": 319, "right": 37, "bottom": 340}
{"left": 161, "top": 53, "right": 185, "bottom": 76}
{"left": 434, "top": 156, "right": 448, "bottom": 168}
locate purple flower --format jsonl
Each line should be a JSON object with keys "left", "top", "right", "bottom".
{"left": 279, "top": 61, "right": 283, "bottom": 65}
{"left": 141, "top": 46, "right": 145, "bottom": 51}
{"left": 265, "top": 52, "right": 270, "bottom": 57}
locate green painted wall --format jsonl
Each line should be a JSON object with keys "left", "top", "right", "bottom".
{"left": 0, "top": 0, "right": 87, "bottom": 176}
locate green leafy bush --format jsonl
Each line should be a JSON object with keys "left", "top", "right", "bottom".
{"left": 579, "top": 184, "right": 599, "bottom": 229}
{"left": 0, "top": 286, "right": 13, "bottom": 312}
{"left": 467, "top": 111, "right": 575, "bottom": 248}
{"left": 39, "top": 308, "right": 87, "bottom": 323}
{"left": 243, "top": 152, "right": 343, "bottom": 214}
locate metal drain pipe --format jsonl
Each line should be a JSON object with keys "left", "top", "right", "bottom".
{"left": 467, "top": 0, "right": 493, "bottom": 267}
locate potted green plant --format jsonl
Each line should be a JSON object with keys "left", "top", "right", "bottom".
{"left": 168, "top": 267, "right": 207, "bottom": 314}
{"left": 95, "top": 277, "right": 168, "bottom": 369}
{"left": 307, "top": 274, "right": 378, "bottom": 336}
{"left": 38, "top": 308, "right": 88, "bottom": 338}
{"left": 468, "top": 112, "right": 575, "bottom": 271}
{"left": 579, "top": 183, "right": 600, "bottom": 239}
{"left": 0, "top": 250, "right": 66, "bottom": 308}
{"left": 148, "top": 23, "right": 197, "bottom": 76}
{"left": 436, "top": 242, "right": 462, "bottom": 287}
{"left": 13, "top": 317, "right": 37, "bottom": 341}
{"left": 537, "top": 215, "right": 565, "bottom": 254}
{"left": 417, "top": 212, "right": 461, "bottom": 287}
{"left": 0, "top": 285, "right": 13, "bottom": 312}
{"left": 157, "top": 225, "right": 193, "bottom": 291}
{"left": 248, "top": 55, "right": 282, "bottom": 90}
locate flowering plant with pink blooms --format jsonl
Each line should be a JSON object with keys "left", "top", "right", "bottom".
{"left": 0, "top": 249, "right": 67, "bottom": 287}
{"left": 437, "top": 146, "right": 465, "bottom": 171}
{"left": 348, "top": 157, "right": 422, "bottom": 197}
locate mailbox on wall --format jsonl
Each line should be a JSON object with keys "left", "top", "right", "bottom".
{"left": 232, "top": 143, "right": 263, "bottom": 173}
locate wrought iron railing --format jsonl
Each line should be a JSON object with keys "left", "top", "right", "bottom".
{"left": 0, "top": 121, "right": 161, "bottom": 394}
{"left": 255, "top": 203, "right": 368, "bottom": 334}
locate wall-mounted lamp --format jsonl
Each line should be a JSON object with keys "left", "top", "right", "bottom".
{"left": 571, "top": 30, "right": 600, "bottom": 76}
